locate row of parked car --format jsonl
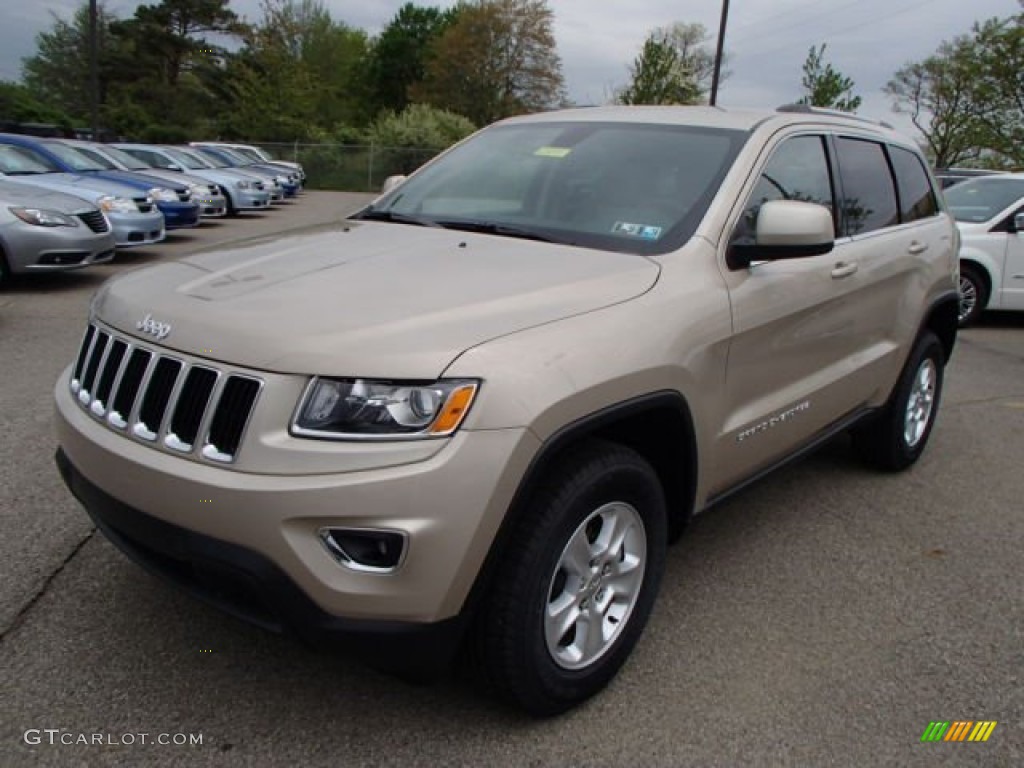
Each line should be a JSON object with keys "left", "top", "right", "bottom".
{"left": 0, "top": 135, "right": 305, "bottom": 283}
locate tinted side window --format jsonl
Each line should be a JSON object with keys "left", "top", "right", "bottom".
{"left": 835, "top": 138, "right": 898, "bottom": 235}
{"left": 889, "top": 146, "right": 937, "bottom": 222}
{"left": 732, "top": 135, "right": 834, "bottom": 244}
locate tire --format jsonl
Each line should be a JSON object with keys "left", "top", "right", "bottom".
{"left": 475, "top": 440, "right": 667, "bottom": 716}
{"left": 958, "top": 264, "right": 987, "bottom": 327}
{"left": 853, "top": 331, "right": 945, "bottom": 471}
{"left": 220, "top": 187, "right": 238, "bottom": 216}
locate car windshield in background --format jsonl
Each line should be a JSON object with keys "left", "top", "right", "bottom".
{"left": 99, "top": 146, "right": 152, "bottom": 171}
{"left": 71, "top": 146, "right": 119, "bottom": 170}
{"left": 166, "top": 148, "right": 212, "bottom": 170}
{"left": 234, "top": 147, "right": 267, "bottom": 162}
{"left": 0, "top": 144, "right": 60, "bottom": 174}
{"left": 42, "top": 142, "right": 108, "bottom": 172}
{"left": 944, "top": 178, "right": 1024, "bottom": 223}
{"left": 191, "top": 149, "right": 231, "bottom": 168}
{"left": 360, "top": 121, "right": 747, "bottom": 255}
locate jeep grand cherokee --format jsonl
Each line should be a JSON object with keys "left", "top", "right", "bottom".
{"left": 54, "top": 105, "right": 958, "bottom": 716}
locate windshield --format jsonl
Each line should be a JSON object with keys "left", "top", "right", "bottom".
{"left": 42, "top": 141, "right": 108, "bottom": 171}
{"left": 0, "top": 144, "right": 60, "bottom": 174}
{"left": 944, "top": 178, "right": 1024, "bottom": 223}
{"left": 100, "top": 145, "right": 151, "bottom": 170}
{"left": 166, "top": 148, "right": 213, "bottom": 170}
{"left": 361, "top": 121, "right": 747, "bottom": 255}
{"left": 190, "top": 148, "right": 230, "bottom": 168}
{"left": 70, "top": 146, "right": 118, "bottom": 170}
{"left": 236, "top": 147, "right": 267, "bottom": 162}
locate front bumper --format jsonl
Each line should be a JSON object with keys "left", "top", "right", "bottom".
{"left": 195, "top": 193, "right": 228, "bottom": 217}
{"left": 107, "top": 210, "right": 165, "bottom": 247}
{"left": 54, "top": 367, "right": 536, "bottom": 627}
{"left": 1, "top": 220, "right": 117, "bottom": 273}
{"left": 55, "top": 448, "right": 466, "bottom": 673}
{"left": 233, "top": 189, "right": 271, "bottom": 211}
{"left": 156, "top": 200, "right": 201, "bottom": 229}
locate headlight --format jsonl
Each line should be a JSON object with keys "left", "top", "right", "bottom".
{"left": 292, "top": 378, "right": 479, "bottom": 439}
{"left": 235, "top": 180, "right": 252, "bottom": 190}
{"left": 275, "top": 176, "right": 288, "bottom": 185}
{"left": 188, "top": 183, "right": 208, "bottom": 197}
{"left": 148, "top": 187, "right": 180, "bottom": 202}
{"left": 9, "top": 206, "right": 78, "bottom": 227}
{"left": 97, "top": 196, "right": 138, "bottom": 213}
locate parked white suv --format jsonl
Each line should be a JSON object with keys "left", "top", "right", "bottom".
{"left": 944, "top": 173, "right": 1024, "bottom": 325}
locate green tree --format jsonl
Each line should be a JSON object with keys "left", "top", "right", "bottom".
{"left": 368, "top": 4, "right": 459, "bottom": 114}
{"left": 797, "top": 44, "right": 861, "bottom": 112}
{"left": 885, "top": 39, "right": 982, "bottom": 167}
{"left": 413, "top": 0, "right": 565, "bottom": 125}
{"left": 617, "top": 23, "right": 719, "bottom": 105}
{"left": 21, "top": 2, "right": 119, "bottom": 125}
{"left": 0, "top": 81, "right": 72, "bottom": 125}
{"left": 223, "top": 0, "right": 370, "bottom": 141}
{"left": 959, "top": 8, "right": 1023, "bottom": 165}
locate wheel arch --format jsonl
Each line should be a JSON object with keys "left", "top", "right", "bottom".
{"left": 461, "top": 391, "right": 697, "bottom": 620}
{"left": 921, "top": 289, "right": 959, "bottom": 363}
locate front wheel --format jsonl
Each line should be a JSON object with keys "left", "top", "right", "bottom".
{"left": 853, "top": 331, "right": 945, "bottom": 471}
{"left": 475, "top": 441, "right": 667, "bottom": 716}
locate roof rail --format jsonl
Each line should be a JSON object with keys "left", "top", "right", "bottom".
{"left": 776, "top": 103, "right": 894, "bottom": 130}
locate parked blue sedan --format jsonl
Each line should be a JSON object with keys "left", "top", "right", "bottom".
{"left": 0, "top": 133, "right": 200, "bottom": 229}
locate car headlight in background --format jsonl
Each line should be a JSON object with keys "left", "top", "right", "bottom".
{"left": 148, "top": 187, "right": 180, "bottom": 202}
{"left": 235, "top": 180, "right": 252, "bottom": 190}
{"left": 9, "top": 206, "right": 78, "bottom": 227}
{"left": 97, "top": 196, "right": 139, "bottom": 214}
{"left": 189, "top": 183, "right": 210, "bottom": 198}
{"left": 293, "top": 378, "right": 479, "bottom": 439}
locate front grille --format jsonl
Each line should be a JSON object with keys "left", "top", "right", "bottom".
{"left": 253, "top": 181, "right": 265, "bottom": 191}
{"left": 176, "top": 190, "right": 191, "bottom": 203}
{"left": 77, "top": 210, "right": 110, "bottom": 233}
{"left": 70, "top": 323, "right": 262, "bottom": 464}
{"left": 133, "top": 199, "right": 155, "bottom": 213}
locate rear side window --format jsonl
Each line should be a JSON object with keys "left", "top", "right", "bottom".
{"left": 889, "top": 146, "right": 938, "bottom": 222}
{"left": 835, "top": 138, "right": 898, "bottom": 236}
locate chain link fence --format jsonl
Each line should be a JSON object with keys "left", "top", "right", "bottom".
{"left": 246, "top": 142, "right": 442, "bottom": 193}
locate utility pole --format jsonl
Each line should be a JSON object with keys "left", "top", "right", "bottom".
{"left": 89, "top": 0, "right": 99, "bottom": 138}
{"left": 710, "top": 0, "right": 730, "bottom": 106}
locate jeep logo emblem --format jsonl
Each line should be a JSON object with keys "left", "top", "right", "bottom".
{"left": 136, "top": 313, "right": 172, "bottom": 341}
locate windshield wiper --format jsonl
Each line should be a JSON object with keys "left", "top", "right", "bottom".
{"left": 434, "top": 220, "right": 566, "bottom": 244}
{"left": 352, "top": 209, "right": 443, "bottom": 228}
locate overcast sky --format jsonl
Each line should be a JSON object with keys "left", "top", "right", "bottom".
{"left": 2, "top": 0, "right": 1020, "bottom": 137}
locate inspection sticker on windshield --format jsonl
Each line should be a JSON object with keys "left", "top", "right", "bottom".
{"left": 613, "top": 221, "right": 662, "bottom": 240}
{"left": 534, "top": 146, "right": 572, "bottom": 158}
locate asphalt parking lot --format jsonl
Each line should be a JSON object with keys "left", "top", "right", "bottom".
{"left": 1, "top": 192, "right": 1021, "bottom": 766}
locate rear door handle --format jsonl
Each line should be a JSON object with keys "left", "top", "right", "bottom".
{"left": 831, "top": 261, "right": 859, "bottom": 279}
{"left": 908, "top": 241, "right": 929, "bottom": 254}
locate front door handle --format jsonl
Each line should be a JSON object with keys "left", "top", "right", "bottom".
{"left": 908, "top": 241, "right": 929, "bottom": 254}
{"left": 831, "top": 261, "right": 859, "bottom": 279}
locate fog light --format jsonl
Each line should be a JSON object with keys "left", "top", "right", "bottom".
{"left": 319, "top": 528, "right": 406, "bottom": 573}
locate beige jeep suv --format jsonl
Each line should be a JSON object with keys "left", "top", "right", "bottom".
{"left": 55, "top": 105, "right": 958, "bottom": 716}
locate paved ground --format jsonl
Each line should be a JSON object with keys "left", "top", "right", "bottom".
{"left": 1, "top": 195, "right": 1021, "bottom": 766}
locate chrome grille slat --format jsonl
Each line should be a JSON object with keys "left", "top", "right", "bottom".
{"left": 135, "top": 358, "right": 183, "bottom": 441}
{"left": 80, "top": 332, "right": 110, "bottom": 401}
{"left": 70, "top": 323, "right": 261, "bottom": 464}
{"left": 166, "top": 366, "right": 218, "bottom": 452}
{"left": 91, "top": 339, "right": 128, "bottom": 416}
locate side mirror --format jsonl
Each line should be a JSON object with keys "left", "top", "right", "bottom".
{"left": 168, "top": 164, "right": 183, "bottom": 172}
{"left": 727, "top": 200, "right": 835, "bottom": 270}
{"left": 1013, "top": 212, "right": 1024, "bottom": 233}
{"left": 381, "top": 175, "right": 406, "bottom": 194}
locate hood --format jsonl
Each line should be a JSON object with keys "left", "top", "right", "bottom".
{"left": 0, "top": 179, "right": 96, "bottom": 213}
{"left": 14, "top": 172, "right": 145, "bottom": 200}
{"left": 88, "top": 169, "right": 188, "bottom": 193}
{"left": 94, "top": 221, "right": 660, "bottom": 378}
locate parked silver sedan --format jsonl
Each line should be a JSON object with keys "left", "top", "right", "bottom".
{"left": 0, "top": 179, "right": 116, "bottom": 282}
{"left": 0, "top": 144, "right": 164, "bottom": 247}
